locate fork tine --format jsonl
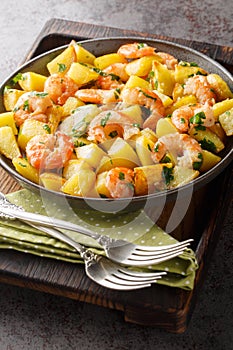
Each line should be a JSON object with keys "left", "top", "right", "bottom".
{"left": 117, "top": 268, "right": 166, "bottom": 281}
{"left": 131, "top": 245, "right": 188, "bottom": 259}
{"left": 133, "top": 239, "right": 193, "bottom": 253}
{"left": 106, "top": 275, "right": 159, "bottom": 286}
{"left": 119, "top": 268, "right": 167, "bottom": 277}
{"left": 99, "top": 264, "right": 166, "bottom": 290}
{"left": 122, "top": 247, "right": 188, "bottom": 266}
{"left": 104, "top": 270, "right": 165, "bottom": 288}
{"left": 100, "top": 279, "right": 152, "bottom": 290}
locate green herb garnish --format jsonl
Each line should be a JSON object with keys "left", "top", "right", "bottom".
{"left": 23, "top": 100, "right": 30, "bottom": 111}
{"left": 100, "top": 112, "right": 111, "bottom": 127}
{"left": 193, "top": 152, "right": 203, "bottom": 170}
{"left": 190, "top": 111, "right": 206, "bottom": 131}
{"left": 10, "top": 73, "right": 25, "bottom": 85}
{"left": 108, "top": 130, "right": 118, "bottom": 138}
{"left": 43, "top": 124, "right": 51, "bottom": 133}
{"left": 188, "top": 70, "right": 207, "bottom": 78}
{"left": 33, "top": 92, "right": 49, "bottom": 98}
{"left": 58, "top": 63, "right": 67, "bottom": 72}
{"left": 140, "top": 89, "right": 157, "bottom": 101}
{"left": 162, "top": 166, "right": 174, "bottom": 185}
{"left": 114, "top": 88, "right": 121, "bottom": 99}
{"left": 147, "top": 143, "right": 152, "bottom": 152}
{"left": 137, "top": 43, "right": 146, "bottom": 49}
{"left": 199, "top": 138, "right": 217, "bottom": 153}
{"left": 119, "top": 172, "right": 125, "bottom": 180}
{"left": 154, "top": 143, "right": 159, "bottom": 152}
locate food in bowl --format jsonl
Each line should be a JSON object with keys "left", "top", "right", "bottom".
{"left": 0, "top": 40, "right": 232, "bottom": 199}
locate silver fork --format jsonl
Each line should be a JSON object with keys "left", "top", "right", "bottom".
{"left": 0, "top": 192, "right": 193, "bottom": 267}
{"left": 0, "top": 203, "right": 166, "bottom": 291}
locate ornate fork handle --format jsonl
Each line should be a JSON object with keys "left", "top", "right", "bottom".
{"left": 0, "top": 194, "right": 116, "bottom": 248}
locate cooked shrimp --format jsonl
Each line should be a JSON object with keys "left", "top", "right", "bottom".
{"left": 156, "top": 52, "right": 178, "bottom": 70}
{"left": 87, "top": 110, "right": 140, "bottom": 142}
{"left": 105, "top": 167, "right": 134, "bottom": 198}
{"left": 171, "top": 102, "right": 215, "bottom": 132}
{"left": 26, "top": 131, "right": 74, "bottom": 170}
{"left": 96, "top": 63, "right": 129, "bottom": 89}
{"left": 13, "top": 91, "right": 53, "bottom": 126}
{"left": 44, "top": 73, "right": 79, "bottom": 105}
{"left": 120, "top": 87, "right": 165, "bottom": 130}
{"left": 157, "top": 133, "right": 202, "bottom": 169}
{"left": 117, "top": 42, "right": 156, "bottom": 59}
{"left": 183, "top": 75, "right": 216, "bottom": 105}
{"left": 75, "top": 88, "right": 121, "bottom": 104}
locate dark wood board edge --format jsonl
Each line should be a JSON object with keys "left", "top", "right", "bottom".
{"left": 23, "top": 18, "right": 233, "bottom": 70}
{"left": 0, "top": 18, "right": 232, "bottom": 333}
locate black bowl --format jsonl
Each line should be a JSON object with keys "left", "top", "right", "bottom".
{"left": 0, "top": 37, "right": 232, "bottom": 219}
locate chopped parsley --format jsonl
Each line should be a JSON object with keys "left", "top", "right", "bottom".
{"left": 108, "top": 130, "right": 118, "bottom": 138}
{"left": 92, "top": 67, "right": 104, "bottom": 74}
{"left": 147, "top": 143, "right": 152, "bottom": 152}
{"left": 91, "top": 67, "right": 120, "bottom": 81}
{"left": 188, "top": 70, "right": 207, "bottom": 78}
{"left": 154, "top": 143, "right": 159, "bottom": 152}
{"left": 133, "top": 123, "right": 140, "bottom": 128}
{"left": 193, "top": 152, "right": 203, "bottom": 170}
{"left": 10, "top": 73, "right": 25, "bottom": 86}
{"left": 179, "top": 61, "right": 189, "bottom": 67}
{"left": 100, "top": 112, "right": 111, "bottom": 127}
{"left": 23, "top": 100, "right": 30, "bottom": 111}
{"left": 118, "top": 172, "right": 125, "bottom": 180}
{"left": 13, "top": 106, "right": 19, "bottom": 113}
{"left": 199, "top": 138, "right": 217, "bottom": 153}
{"left": 162, "top": 166, "right": 174, "bottom": 185}
{"left": 148, "top": 70, "right": 155, "bottom": 78}
{"left": 190, "top": 111, "right": 206, "bottom": 131}
{"left": 32, "top": 92, "right": 49, "bottom": 98}
{"left": 137, "top": 43, "right": 147, "bottom": 49}
{"left": 190, "top": 62, "right": 199, "bottom": 67}
{"left": 58, "top": 63, "right": 67, "bottom": 72}
{"left": 43, "top": 124, "right": 51, "bottom": 133}
{"left": 100, "top": 193, "right": 108, "bottom": 198}
{"left": 74, "top": 140, "right": 87, "bottom": 147}
{"left": 109, "top": 73, "right": 120, "bottom": 81}
{"left": 140, "top": 89, "right": 157, "bottom": 101}
{"left": 114, "top": 88, "right": 121, "bottom": 100}
{"left": 179, "top": 61, "right": 199, "bottom": 67}
{"left": 161, "top": 155, "right": 171, "bottom": 163}
{"left": 153, "top": 78, "right": 158, "bottom": 89}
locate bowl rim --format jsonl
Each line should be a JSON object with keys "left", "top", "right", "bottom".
{"left": 0, "top": 36, "right": 232, "bottom": 205}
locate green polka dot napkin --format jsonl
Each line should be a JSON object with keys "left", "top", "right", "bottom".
{"left": 0, "top": 189, "right": 198, "bottom": 290}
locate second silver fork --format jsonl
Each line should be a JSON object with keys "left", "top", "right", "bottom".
{"left": 0, "top": 192, "right": 193, "bottom": 267}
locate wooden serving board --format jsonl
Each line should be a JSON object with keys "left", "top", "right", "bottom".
{"left": 0, "top": 19, "right": 232, "bottom": 334}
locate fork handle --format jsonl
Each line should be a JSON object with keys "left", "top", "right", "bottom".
{"left": 22, "top": 220, "right": 99, "bottom": 265}
{"left": 0, "top": 203, "right": 102, "bottom": 241}
{"left": 26, "top": 221, "right": 87, "bottom": 253}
